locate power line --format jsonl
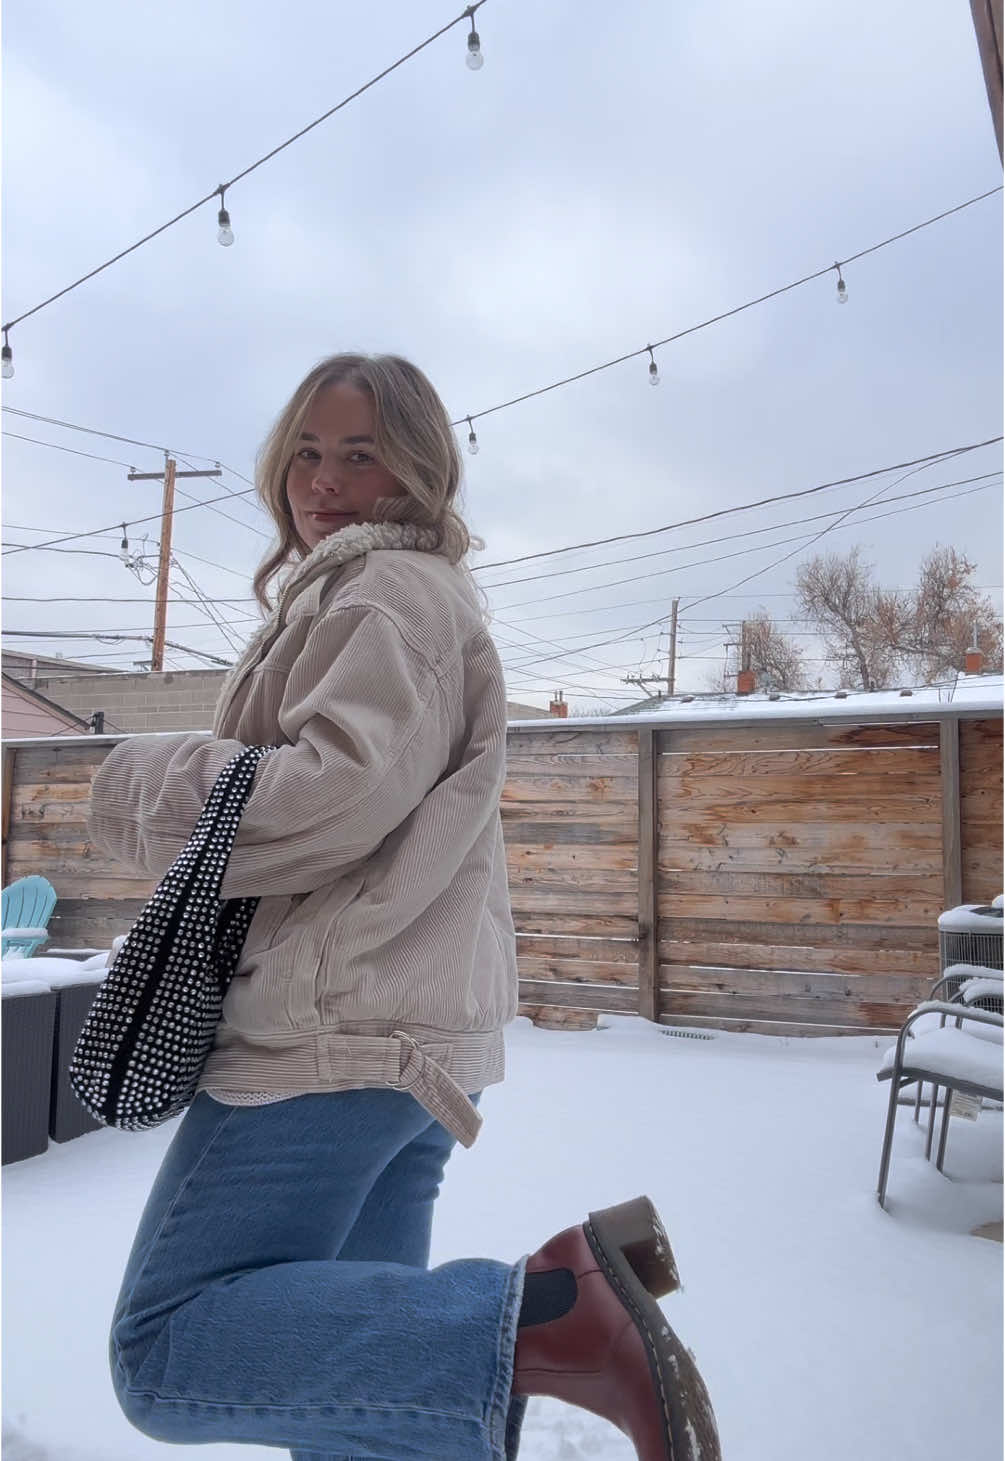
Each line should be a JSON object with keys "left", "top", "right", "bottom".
{"left": 488, "top": 475, "right": 1001, "bottom": 621}
{"left": 494, "top": 478, "right": 1002, "bottom": 672}
{"left": 2, "top": 407, "right": 259, "bottom": 497}
{"left": 1, "top": 486, "right": 265, "bottom": 555}
{"left": 453, "top": 186, "right": 1003, "bottom": 440}
{"left": 471, "top": 435, "right": 1001, "bottom": 575}
{"left": 6, "top": 475, "right": 995, "bottom": 675}
{"left": 1, "top": 3, "right": 487, "bottom": 346}
{"left": 2, "top": 406, "right": 239, "bottom": 469}
{"left": 3, "top": 595, "right": 256, "bottom": 603}
{"left": 479, "top": 470, "right": 1002, "bottom": 594}
{"left": 5, "top": 471, "right": 996, "bottom": 667}
{"left": 15, "top": 430, "right": 988, "bottom": 564}
{"left": 169, "top": 558, "right": 246, "bottom": 656}
{"left": 3, "top": 525, "right": 255, "bottom": 581}
{"left": 2, "top": 431, "right": 136, "bottom": 469}
{"left": 3, "top": 413, "right": 270, "bottom": 542}
{"left": 680, "top": 448, "right": 973, "bottom": 613}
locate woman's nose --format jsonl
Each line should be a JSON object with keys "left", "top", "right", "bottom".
{"left": 313, "top": 460, "right": 343, "bottom": 492}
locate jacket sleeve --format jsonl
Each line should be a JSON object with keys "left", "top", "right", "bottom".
{"left": 88, "top": 604, "right": 452, "bottom": 899}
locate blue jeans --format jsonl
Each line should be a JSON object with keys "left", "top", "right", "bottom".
{"left": 110, "top": 1089, "right": 527, "bottom": 1461}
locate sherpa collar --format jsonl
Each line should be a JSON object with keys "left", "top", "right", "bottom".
{"left": 214, "top": 520, "right": 442, "bottom": 729}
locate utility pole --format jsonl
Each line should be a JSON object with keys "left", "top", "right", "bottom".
{"left": 666, "top": 597, "right": 679, "bottom": 696}
{"left": 623, "top": 599, "right": 681, "bottom": 699}
{"left": 126, "top": 458, "right": 221, "bottom": 671}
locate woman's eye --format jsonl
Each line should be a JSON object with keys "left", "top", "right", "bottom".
{"left": 348, "top": 452, "right": 374, "bottom": 465}
{"left": 297, "top": 448, "right": 320, "bottom": 462}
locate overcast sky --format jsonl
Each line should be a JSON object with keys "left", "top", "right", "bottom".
{"left": 2, "top": 0, "right": 1002, "bottom": 710}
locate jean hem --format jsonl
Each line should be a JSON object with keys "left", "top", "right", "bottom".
{"left": 487, "top": 1257, "right": 526, "bottom": 1461}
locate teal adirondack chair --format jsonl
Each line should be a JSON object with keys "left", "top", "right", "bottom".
{"left": 2, "top": 877, "right": 57, "bottom": 959}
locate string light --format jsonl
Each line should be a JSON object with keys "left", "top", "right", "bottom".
{"left": 119, "top": 525, "right": 131, "bottom": 564}
{"left": 2, "top": 330, "right": 13, "bottom": 380}
{"left": 466, "top": 416, "right": 479, "bottom": 454}
{"left": 465, "top": 7, "right": 484, "bottom": 68}
{"left": 217, "top": 187, "right": 235, "bottom": 247}
{"left": 646, "top": 345, "right": 660, "bottom": 387}
{"left": 834, "top": 262, "right": 848, "bottom": 304}
{"left": 2, "top": 5, "right": 493, "bottom": 361}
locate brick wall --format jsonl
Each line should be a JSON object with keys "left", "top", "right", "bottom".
{"left": 32, "top": 670, "right": 227, "bottom": 734}
{"left": 30, "top": 669, "right": 552, "bottom": 732}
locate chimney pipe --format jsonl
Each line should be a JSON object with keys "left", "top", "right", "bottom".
{"left": 965, "top": 646, "right": 984, "bottom": 675}
{"left": 549, "top": 690, "right": 569, "bottom": 718}
{"left": 736, "top": 669, "right": 756, "bottom": 695}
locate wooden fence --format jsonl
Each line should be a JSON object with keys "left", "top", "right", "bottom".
{"left": 3, "top": 706, "right": 1001, "bottom": 1036}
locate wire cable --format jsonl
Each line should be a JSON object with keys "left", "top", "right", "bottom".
{"left": 495, "top": 477, "right": 1002, "bottom": 671}
{"left": 1, "top": 3, "right": 487, "bottom": 336}
{"left": 479, "top": 470, "right": 1002, "bottom": 593}
{"left": 452, "top": 186, "right": 1003, "bottom": 437}
{"left": 471, "top": 435, "right": 1001, "bottom": 574}
{"left": 488, "top": 475, "right": 1001, "bottom": 620}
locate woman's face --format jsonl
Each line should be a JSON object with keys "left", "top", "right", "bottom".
{"left": 285, "top": 381, "right": 405, "bottom": 550}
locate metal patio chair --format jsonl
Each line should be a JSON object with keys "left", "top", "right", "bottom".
{"left": 876, "top": 1001, "right": 1003, "bottom": 1209}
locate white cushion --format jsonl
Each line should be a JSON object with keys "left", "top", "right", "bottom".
{"left": 880, "top": 1026, "right": 1003, "bottom": 1090}
{"left": 1, "top": 981, "right": 54, "bottom": 998}
{"left": 2, "top": 957, "right": 107, "bottom": 989}
{"left": 960, "top": 979, "right": 1005, "bottom": 1004}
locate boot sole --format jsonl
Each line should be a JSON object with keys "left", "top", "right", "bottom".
{"left": 585, "top": 1196, "right": 721, "bottom": 1461}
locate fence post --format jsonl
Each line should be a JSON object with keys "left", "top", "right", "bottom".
{"left": 939, "top": 716, "right": 963, "bottom": 909}
{"left": 2, "top": 747, "right": 14, "bottom": 887}
{"left": 637, "top": 727, "right": 659, "bottom": 1021}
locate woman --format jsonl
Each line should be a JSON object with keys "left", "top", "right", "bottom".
{"left": 91, "top": 353, "right": 719, "bottom": 1461}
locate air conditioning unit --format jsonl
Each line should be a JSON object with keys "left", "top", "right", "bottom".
{"left": 938, "top": 903, "right": 1003, "bottom": 974}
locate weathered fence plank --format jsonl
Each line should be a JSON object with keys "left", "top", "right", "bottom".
{"left": 660, "top": 965, "right": 934, "bottom": 1001}
{"left": 657, "top": 721, "right": 940, "bottom": 753}
{"left": 657, "top": 939, "right": 936, "bottom": 978}
{"left": 659, "top": 747, "right": 941, "bottom": 779}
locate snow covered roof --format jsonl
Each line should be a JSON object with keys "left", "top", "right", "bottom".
{"left": 508, "top": 673, "right": 1003, "bottom": 730}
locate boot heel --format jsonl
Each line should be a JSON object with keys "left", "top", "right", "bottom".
{"left": 587, "top": 1195, "right": 680, "bottom": 1298}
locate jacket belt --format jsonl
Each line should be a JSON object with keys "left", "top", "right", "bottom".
{"left": 388, "top": 1030, "right": 483, "bottom": 1147}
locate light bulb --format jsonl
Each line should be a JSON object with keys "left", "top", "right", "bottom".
{"left": 468, "top": 430, "right": 479, "bottom": 454}
{"left": 217, "top": 207, "right": 235, "bottom": 246}
{"left": 466, "top": 31, "right": 483, "bottom": 69}
{"left": 2, "top": 343, "right": 13, "bottom": 379}
{"left": 836, "top": 278, "right": 847, "bottom": 304}
{"left": 649, "top": 360, "right": 660, "bottom": 386}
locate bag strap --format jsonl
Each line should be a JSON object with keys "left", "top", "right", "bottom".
{"left": 183, "top": 744, "right": 275, "bottom": 899}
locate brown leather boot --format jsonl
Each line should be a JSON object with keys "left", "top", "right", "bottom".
{"left": 513, "top": 1196, "right": 720, "bottom": 1461}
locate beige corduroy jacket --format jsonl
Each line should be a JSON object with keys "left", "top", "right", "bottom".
{"left": 88, "top": 522, "right": 518, "bottom": 1146}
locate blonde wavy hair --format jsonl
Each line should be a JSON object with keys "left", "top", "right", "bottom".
{"left": 253, "top": 353, "right": 480, "bottom": 611}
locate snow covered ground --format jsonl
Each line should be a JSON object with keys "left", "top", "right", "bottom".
{"left": 3, "top": 1014, "right": 1002, "bottom": 1461}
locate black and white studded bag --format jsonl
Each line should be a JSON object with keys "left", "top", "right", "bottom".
{"left": 69, "top": 744, "right": 275, "bottom": 1131}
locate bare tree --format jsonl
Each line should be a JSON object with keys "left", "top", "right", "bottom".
{"left": 796, "top": 544, "right": 1003, "bottom": 688}
{"left": 742, "top": 610, "right": 809, "bottom": 691}
{"left": 795, "top": 548, "right": 897, "bottom": 689}
{"left": 897, "top": 547, "right": 1003, "bottom": 678}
